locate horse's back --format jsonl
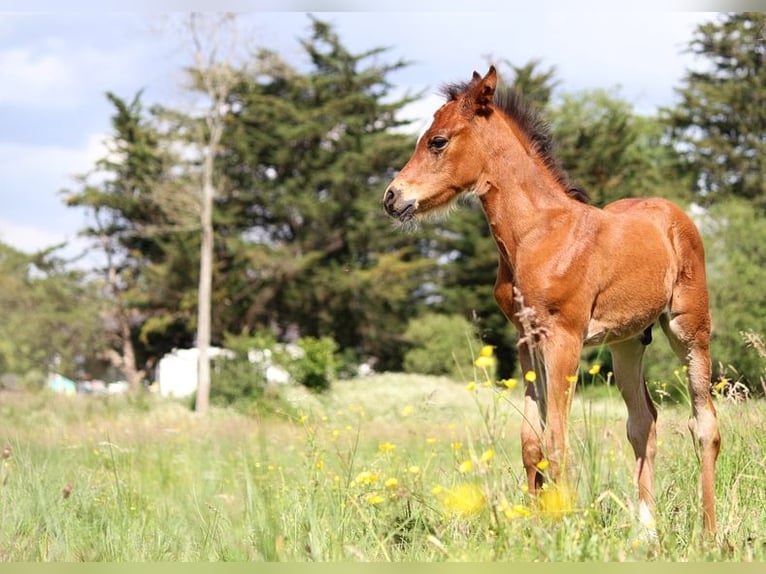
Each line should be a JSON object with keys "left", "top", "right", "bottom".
{"left": 604, "top": 197, "right": 705, "bottom": 256}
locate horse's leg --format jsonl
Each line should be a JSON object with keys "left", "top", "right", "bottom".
{"left": 539, "top": 332, "right": 582, "bottom": 483}
{"left": 659, "top": 310, "right": 720, "bottom": 534}
{"left": 493, "top": 266, "right": 546, "bottom": 493}
{"left": 518, "top": 341, "right": 545, "bottom": 493}
{"left": 610, "top": 337, "right": 658, "bottom": 533}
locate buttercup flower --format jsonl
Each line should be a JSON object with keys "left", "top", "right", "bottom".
{"left": 524, "top": 370, "right": 537, "bottom": 383}
{"left": 442, "top": 483, "right": 486, "bottom": 517}
{"left": 474, "top": 356, "right": 495, "bottom": 369}
{"left": 366, "top": 493, "right": 385, "bottom": 505}
{"left": 479, "top": 345, "right": 495, "bottom": 357}
{"left": 502, "top": 378, "right": 518, "bottom": 389}
{"left": 588, "top": 364, "right": 601, "bottom": 376}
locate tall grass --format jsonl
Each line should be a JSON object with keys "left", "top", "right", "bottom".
{"left": 1, "top": 370, "right": 765, "bottom": 561}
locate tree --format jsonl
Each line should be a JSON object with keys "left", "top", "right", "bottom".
{"left": 207, "top": 16, "right": 429, "bottom": 370}
{"left": 704, "top": 200, "right": 766, "bottom": 385}
{"left": 64, "top": 92, "right": 177, "bottom": 392}
{"left": 0, "top": 242, "right": 103, "bottom": 387}
{"left": 181, "top": 12, "right": 243, "bottom": 415}
{"left": 666, "top": 13, "right": 766, "bottom": 209}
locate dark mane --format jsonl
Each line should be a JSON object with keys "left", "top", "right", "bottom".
{"left": 440, "top": 82, "right": 590, "bottom": 204}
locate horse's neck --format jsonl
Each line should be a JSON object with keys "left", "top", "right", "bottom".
{"left": 478, "top": 154, "right": 573, "bottom": 268}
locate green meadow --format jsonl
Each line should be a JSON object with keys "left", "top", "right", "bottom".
{"left": 1, "top": 372, "right": 765, "bottom": 562}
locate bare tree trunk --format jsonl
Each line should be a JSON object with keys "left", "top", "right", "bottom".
{"left": 195, "top": 178, "right": 214, "bottom": 414}
{"left": 187, "top": 12, "right": 238, "bottom": 415}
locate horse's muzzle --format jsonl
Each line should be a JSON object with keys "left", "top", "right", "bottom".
{"left": 383, "top": 186, "right": 416, "bottom": 221}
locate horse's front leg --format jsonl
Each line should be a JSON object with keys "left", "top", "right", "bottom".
{"left": 518, "top": 340, "right": 545, "bottom": 493}
{"left": 538, "top": 331, "right": 582, "bottom": 484}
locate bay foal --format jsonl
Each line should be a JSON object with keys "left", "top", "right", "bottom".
{"left": 383, "top": 67, "right": 720, "bottom": 534}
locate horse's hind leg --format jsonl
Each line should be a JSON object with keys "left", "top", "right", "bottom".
{"left": 659, "top": 309, "right": 720, "bottom": 534}
{"left": 610, "top": 337, "right": 658, "bottom": 533}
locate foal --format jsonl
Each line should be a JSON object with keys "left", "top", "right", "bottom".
{"left": 383, "top": 66, "right": 720, "bottom": 534}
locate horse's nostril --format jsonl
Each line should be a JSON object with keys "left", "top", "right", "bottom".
{"left": 383, "top": 187, "right": 397, "bottom": 210}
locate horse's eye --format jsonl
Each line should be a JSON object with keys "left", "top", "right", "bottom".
{"left": 429, "top": 136, "right": 449, "bottom": 152}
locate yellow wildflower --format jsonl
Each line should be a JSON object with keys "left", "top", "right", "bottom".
{"left": 502, "top": 378, "right": 518, "bottom": 389}
{"left": 588, "top": 363, "right": 601, "bottom": 376}
{"left": 408, "top": 465, "right": 421, "bottom": 474}
{"left": 714, "top": 378, "right": 728, "bottom": 393}
{"left": 539, "top": 484, "right": 574, "bottom": 515}
{"left": 442, "top": 483, "right": 486, "bottom": 517}
{"left": 474, "top": 355, "right": 495, "bottom": 369}
{"left": 384, "top": 477, "right": 399, "bottom": 489}
{"left": 512, "top": 504, "right": 531, "bottom": 517}
{"left": 465, "top": 381, "right": 477, "bottom": 392}
{"left": 479, "top": 345, "right": 495, "bottom": 358}
{"left": 451, "top": 441, "right": 463, "bottom": 451}
{"left": 401, "top": 405, "right": 415, "bottom": 417}
{"left": 458, "top": 460, "right": 474, "bottom": 474}
{"left": 378, "top": 442, "right": 396, "bottom": 453}
{"left": 366, "top": 493, "right": 385, "bottom": 505}
{"left": 480, "top": 448, "right": 495, "bottom": 463}
{"left": 426, "top": 437, "right": 437, "bottom": 445}
{"left": 524, "top": 370, "right": 537, "bottom": 383}
{"left": 315, "top": 459, "right": 324, "bottom": 470}
{"left": 566, "top": 375, "right": 578, "bottom": 385}
{"left": 536, "top": 459, "right": 550, "bottom": 471}
{"left": 355, "top": 470, "right": 379, "bottom": 485}
{"left": 431, "top": 485, "right": 444, "bottom": 495}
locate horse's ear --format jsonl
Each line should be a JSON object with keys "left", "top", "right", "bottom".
{"left": 465, "top": 65, "right": 497, "bottom": 116}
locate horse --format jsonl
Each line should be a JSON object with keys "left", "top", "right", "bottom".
{"left": 383, "top": 66, "right": 720, "bottom": 535}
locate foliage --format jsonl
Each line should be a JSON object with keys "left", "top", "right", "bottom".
{"left": 402, "top": 313, "right": 481, "bottom": 379}
{"left": 286, "top": 336, "right": 338, "bottom": 392}
{"left": 551, "top": 89, "right": 689, "bottom": 207}
{"left": 704, "top": 199, "right": 766, "bottom": 385}
{"left": 184, "top": 16, "right": 429, "bottom": 371}
{"left": 0, "top": 242, "right": 104, "bottom": 382}
{"left": 666, "top": 13, "right": 766, "bottom": 209}
{"left": 63, "top": 91, "right": 191, "bottom": 389}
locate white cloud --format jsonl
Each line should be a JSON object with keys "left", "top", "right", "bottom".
{"left": 0, "top": 44, "right": 75, "bottom": 108}
{"left": 0, "top": 219, "right": 68, "bottom": 252}
{"left": 0, "top": 134, "right": 108, "bottom": 253}
{"left": 0, "top": 133, "right": 108, "bottom": 185}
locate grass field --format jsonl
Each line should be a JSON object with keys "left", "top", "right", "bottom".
{"left": 1, "top": 372, "right": 765, "bottom": 561}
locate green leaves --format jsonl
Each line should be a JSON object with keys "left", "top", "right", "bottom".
{"left": 666, "top": 13, "right": 766, "bottom": 207}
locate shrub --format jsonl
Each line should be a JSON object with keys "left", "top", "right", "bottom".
{"left": 287, "top": 336, "right": 337, "bottom": 392}
{"left": 402, "top": 313, "right": 482, "bottom": 379}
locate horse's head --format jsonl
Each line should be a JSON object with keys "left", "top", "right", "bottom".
{"left": 383, "top": 66, "right": 497, "bottom": 222}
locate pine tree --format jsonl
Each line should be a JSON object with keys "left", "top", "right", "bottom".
{"left": 667, "top": 13, "right": 766, "bottom": 208}
{"left": 208, "top": 16, "right": 430, "bottom": 370}
{"left": 64, "top": 92, "right": 182, "bottom": 391}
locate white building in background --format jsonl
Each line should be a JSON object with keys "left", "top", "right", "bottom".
{"left": 156, "top": 346, "right": 291, "bottom": 398}
{"left": 156, "top": 347, "right": 234, "bottom": 398}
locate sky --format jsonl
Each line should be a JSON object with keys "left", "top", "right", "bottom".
{"left": 0, "top": 10, "right": 716, "bottom": 261}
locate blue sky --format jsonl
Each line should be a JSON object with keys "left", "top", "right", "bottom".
{"left": 0, "top": 11, "right": 714, "bottom": 260}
